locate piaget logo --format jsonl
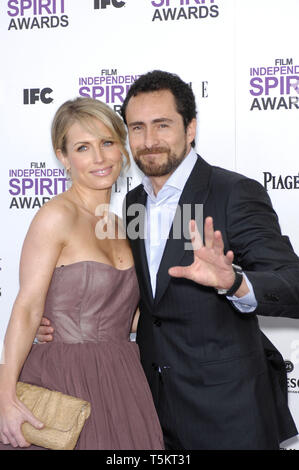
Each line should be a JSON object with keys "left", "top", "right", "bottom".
{"left": 151, "top": 0, "right": 219, "bottom": 22}
{"left": 263, "top": 172, "right": 299, "bottom": 191}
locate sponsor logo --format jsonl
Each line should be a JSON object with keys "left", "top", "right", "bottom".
{"left": 23, "top": 88, "right": 53, "bottom": 105}
{"left": 9, "top": 162, "right": 67, "bottom": 209}
{"left": 287, "top": 376, "right": 299, "bottom": 393}
{"left": 285, "top": 343, "right": 299, "bottom": 394}
{"left": 249, "top": 58, "right": 299, "bottom": 111}
{"left": 78, "top": 68, "right": 140, "bottom": 115}
{"left": 285, "top": 360, "right": 294, "bottom": 373}
{"left": 7, "top": 0, "right": 69, "bottom": 30}
{"left": 263, "top": 172, "right": 299, "bottom": 191}
{"left": 94, "top": 0, "right": 125, "bottom": 9}
{"left": 113, "top": 176, "right": 133, "bottom": 196}
{"left": 151, "top": 0, "right": 219, "bottom": 22}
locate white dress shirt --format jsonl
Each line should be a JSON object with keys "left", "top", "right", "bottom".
{"left": 142, "top": 148, "right": 257, "bottom": 312}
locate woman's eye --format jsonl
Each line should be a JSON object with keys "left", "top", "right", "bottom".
{"left": 102, "top": 140, "right": 114, "bottom": 147}
{"left": 77, "top": 145, "right": 88, "bottom": 152}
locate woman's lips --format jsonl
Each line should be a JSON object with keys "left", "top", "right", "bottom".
{"left": 90, "top": 167, "right": 113, "bottom": 176}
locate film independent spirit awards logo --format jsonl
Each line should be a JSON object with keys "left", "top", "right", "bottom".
{"left": 249, "top": 57, "right": 299, "bottom": 111}
{"left": 6, "top": 0, "right": 69, "bottom": 30}
{"left": 8, "top": 161, "right": 67, "bottom": 210}
{"left": 151, "top": 0, "right": 219, "bottom": 22}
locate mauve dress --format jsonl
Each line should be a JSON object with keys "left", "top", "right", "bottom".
{"left": 0, "top": 261, "right": 164, "bottom": 450}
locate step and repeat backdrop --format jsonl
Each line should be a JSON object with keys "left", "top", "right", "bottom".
{"left": 1, "top": 0, "right": 299, "bottom": 449}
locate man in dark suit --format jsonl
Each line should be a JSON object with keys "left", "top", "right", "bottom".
{"left": 120, "top": 70, "right": 299, "bottom": 449}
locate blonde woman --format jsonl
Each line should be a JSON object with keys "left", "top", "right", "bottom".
{"left": 0, "top": 98, "right": 164, "bottom": 450}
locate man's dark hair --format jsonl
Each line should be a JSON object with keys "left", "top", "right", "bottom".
{"left": 120, "top": 70, "right": 197, "bottom": 148}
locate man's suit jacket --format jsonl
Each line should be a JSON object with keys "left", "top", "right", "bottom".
{"left": 124, "top": 155, "right": 299, "bottom": 450}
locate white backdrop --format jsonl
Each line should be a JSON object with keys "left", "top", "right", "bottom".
{"left": 1, "top": 0, "right": 299, "bottom": 450}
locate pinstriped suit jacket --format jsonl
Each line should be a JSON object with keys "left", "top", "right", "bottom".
{"left": 124, "top": 155, "right": 299, "bottom": 449}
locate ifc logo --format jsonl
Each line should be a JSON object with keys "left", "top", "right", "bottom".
{"left": 94, "top": 0, "right": 125, "bottom": 8}
{"left": 23, "top": 88, "right": 53, "bottom": 105}
{"left": 285, "top": 360, "right": 294, "bottom": 373}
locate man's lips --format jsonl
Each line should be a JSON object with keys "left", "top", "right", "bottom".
{"left": 137, "top": 149, "right": 169, "bottom": 158}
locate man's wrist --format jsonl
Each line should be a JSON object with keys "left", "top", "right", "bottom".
{"left": 216, "top": 264, "right": 244, "bottom": 296}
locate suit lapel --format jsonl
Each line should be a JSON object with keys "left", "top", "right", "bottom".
{"left": 127, "top": 187, "right": 154, "bottom": 304}
{"left": 154, "top": 156, "right": 212, "bottom": 306}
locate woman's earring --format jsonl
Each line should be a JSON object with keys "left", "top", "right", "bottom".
{"left": 66, "top": 167, "right": 72, "bottom": 189}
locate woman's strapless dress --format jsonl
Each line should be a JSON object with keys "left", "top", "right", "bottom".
{"left": 0, "top": 261, "right": 164, "bottom": 450}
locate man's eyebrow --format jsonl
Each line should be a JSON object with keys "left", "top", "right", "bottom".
{"left": 128, "top": 121, "right": 144, "bottom": 128}
{"left": 152, "top": 118, "right": 173, "bottom": 124}
{"left": 128, "top": 118, "right": 173, "bottom": 127}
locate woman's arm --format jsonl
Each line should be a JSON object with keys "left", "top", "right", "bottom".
{"left": 0, "top": 201, "right": 72, "bottom": 447}
{"left": 131, "top": 308, "right": 140, "bottom": 334}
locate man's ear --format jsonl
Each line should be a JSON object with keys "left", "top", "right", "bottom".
{"left": 187, "top": 118, "right": 197, "bottom": 146}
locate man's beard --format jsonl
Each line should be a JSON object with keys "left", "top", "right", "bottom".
{"left": 133, "top": 145, "right": 187, "bottom": 177}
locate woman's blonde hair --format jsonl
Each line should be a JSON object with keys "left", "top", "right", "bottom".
{"left": 51, "top": 97, "right": 130, "bottom": 168}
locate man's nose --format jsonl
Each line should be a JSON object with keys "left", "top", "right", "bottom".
{"left": 144, "top": 127, "right": 159, "bottom": 148}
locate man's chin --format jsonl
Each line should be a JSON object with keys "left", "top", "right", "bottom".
{"left": 134, "top": 150, "right": 185, "bottom": 177}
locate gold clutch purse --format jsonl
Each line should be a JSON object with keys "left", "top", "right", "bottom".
{"left": 16, "top": 382, "right": 91, "bottom": 450}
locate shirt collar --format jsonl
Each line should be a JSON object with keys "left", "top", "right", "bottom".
{"left": 142, "top": 148, "right": 198, "bottom": 198}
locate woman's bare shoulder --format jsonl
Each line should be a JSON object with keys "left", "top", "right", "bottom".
{"left": 29, "top": 192, "right": 78, "bottom": 239}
